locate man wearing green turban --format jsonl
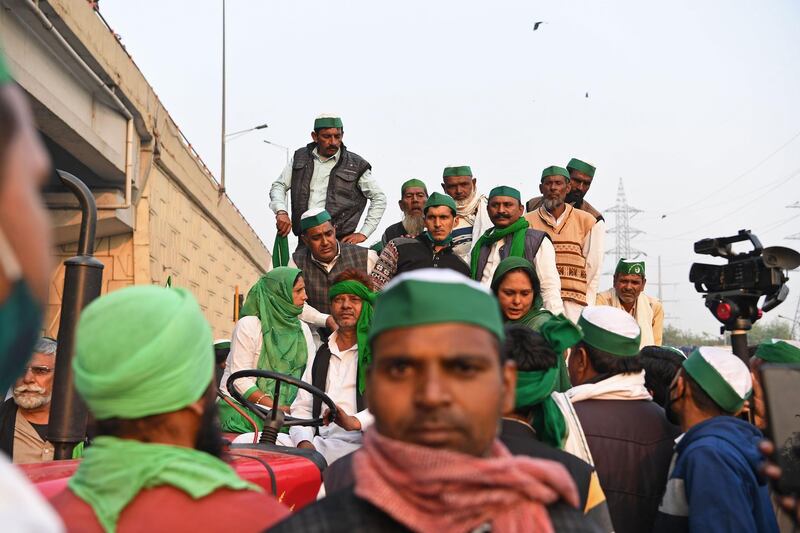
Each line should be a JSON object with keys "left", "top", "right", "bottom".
{"left": 50, "top": 285, "right": 289, "bottom": 532}
{"left": 272, "top": 270, "right": 377, "bottom": 465}
{"left": 370, "top": 192, "right": 469, "bottom": 290}
{"left": 472, "top": 186, "right": 564, "bottom": 316}
{"left": 748, "top": 338, "right": 800, "bottom": 431}
{"left": 371, "top": 179, "right": 428, "bottom": 253}
{"left": 218, "top": 267, "right": 315, "bottom": 433}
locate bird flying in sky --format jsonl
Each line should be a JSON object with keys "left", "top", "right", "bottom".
{"left": 533, "top": 21, "right": 546, "bottom": 31}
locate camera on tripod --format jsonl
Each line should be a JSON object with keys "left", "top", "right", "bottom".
{"left": 690, "top": 229, "right": 800, "bottom": 331}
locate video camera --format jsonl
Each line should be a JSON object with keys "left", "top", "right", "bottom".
{"left": 690, "top": 229, "right": 800, "bottom": 331}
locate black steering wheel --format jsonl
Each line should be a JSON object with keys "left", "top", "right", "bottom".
{"left": 226, "top": 369, "right": 337, "bottom": 444}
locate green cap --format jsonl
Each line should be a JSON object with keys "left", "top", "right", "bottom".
{"left": 401, "top": 179, "right": 428, "bottom": 194}
{"left": 214, "top": 340, "right": 231, "bottom": 350}
{"left": 566, "top": 158, "right": 596, "bottom": 178}
{"left": 488, "top": 186, "right": 521, "bottom": 202}
{"left": 541, "top": 166, "right": 570, "bottom": 182}
{"left": 754, "top": 339, "right": 800, "bottom": 364}
{"left": 577, "top": 306, "right": 641, "bottom": 356}
{"left": 314, "top": 115, "right": 343, "bottom": 129}
{"left": 443, "top": 165, "right": 473, "bottom": 178}
{"left": 424, "top": 192, "right": 457, "bottom": 215}
{"left": 74, "top": 286, "right": 213, "bottom": 420}
{"left": 0, "top": 46, "right": 12, "bottom": 85}
{"left": 300, "top": 208, "right": 332, "bottom": 233}
{"left": 369, "top": 269, "right": 505, "bottom": 343}
{"left": 616, "top": 259, "right": 646, "bottom": 277}
{"left": 683, "top": 347, "right": 752, "bottom": 413}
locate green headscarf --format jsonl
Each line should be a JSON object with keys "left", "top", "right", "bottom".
{"left": 470, "top": 217, "right": 530, "bottom": 280}
{"left": 329, "top": 280, "right": 376, "bottom": 394}
{"left": 515, "top": 369, "right": 567, "bottom": 448}
{"left": 69, "top": 436, "right": 258, "bottom": 533}
{"left": 490, "top": 256, "right": 551, "bottom": 331}
{"left": 240, "top": 267, "right": 307, "bottom": 406}
{"left": 74, "top": 286, "right": 213, "bottom": 420}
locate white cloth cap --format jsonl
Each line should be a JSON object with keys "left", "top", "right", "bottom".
{"left": 301, "top": 208, "right": 327, "bottom": 221}
{"left": 696, "top": 346, "right": 752, "bottom": 399}
{"left": 580, "top": 305, "right": 641, "bottom": 340}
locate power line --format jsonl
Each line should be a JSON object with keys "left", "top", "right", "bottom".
{"left": 605, "top": 178, "right": 646, "bottom": 265}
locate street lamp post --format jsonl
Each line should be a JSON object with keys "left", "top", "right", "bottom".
{"left": 263, "top": 140, "right": 291, "bottom": 164}
{"left": 220, "top": 0, "right": 227, "bottom": 195}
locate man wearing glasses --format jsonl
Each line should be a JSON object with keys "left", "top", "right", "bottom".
{"left": 0, "top": 338, "right": 57, "bottom": 463}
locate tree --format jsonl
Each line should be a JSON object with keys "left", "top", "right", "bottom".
{"left": 732, "top": 319, "right": 793, "bottom": 346}
{"left": 662, "top": 324, "right": 725, "bottom": 348}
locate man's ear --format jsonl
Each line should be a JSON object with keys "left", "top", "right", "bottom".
{"left": 471, "top": 178, "right": 477, "bottom": 190}
{"left": 641, "top": 277, "right": 647, "bottom": 290}
{"left": 398, "top": 199, "right": 404, "bottom": 211}
{"left": 186, "top": 397, "right": 205, "bottom": 417}
{"left": 538, "top": 182, "right": 546, "bottom": 194}
{"left": 501, "top": 360, "right": 517, "bottom": 416}
{"left": 311, "top": 131, "right": 318, "bottom": 143}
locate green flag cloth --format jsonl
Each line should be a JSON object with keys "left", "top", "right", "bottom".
{"left": 754, "top": 339, "right": 800, "bottom": 363}
{"left": 240, "top": 267, "right": 307, "bottom": 406}
{"left": 329, "top": 280, "right": 376, "bottom": 394}
{"left": 272, "top": 234, "right": 290, "bottom": 267}
{"left": 566, "top": 158, "right": 596, "bottom": 178}
{"left": 515, "top": 369, "right": 567, "bottom": 448}
{"left": 488, "top": 186, "right": 521, "bottom": 202}
{"left": 69, "top": 436, "right": 258, "bottom": 533}
{"left": 314, "top": 116, "right": 343, "bottom": 129}
{"left": 369, "top": 269, "right": 505, "bottom": 342}
{"left": 401, "top": 179, "right": 428, "bottom": 194}
{"left": 470, "top": 217, "right": 530, "bottom": 280}
{"left": 74, "top": 286, "right": 213, "bottom": 420}
{"left": 0, "top": 46, "right": 12, "bottom": 85}
{"left": 540, "top": 314, "right": 582, "bottom": 392}
{"left": 540, "top": 166, "right": 570, "bottom": 182}
{"left": 424, "top": 191, "right": 457, "bottom": 215}
{"left": 615, "top": 258, "right": 645, "bottom": 276}
{"left": 443, "top": 165, "right": 472, "bottom": 177}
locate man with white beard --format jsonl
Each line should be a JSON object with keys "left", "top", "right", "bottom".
{"left": 0, "top": 338, "right": 56, "bottom": 463}
{"left": 441, "top": 165, "right": 493, "bottom": 262}
{"left": 371, "top": 179, "right": 428, "bottom": 253}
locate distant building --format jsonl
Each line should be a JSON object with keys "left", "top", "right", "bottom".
{"left": 2, "top": 0, "right": 270, "bottom": 338}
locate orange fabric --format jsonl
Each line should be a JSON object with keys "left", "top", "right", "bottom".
{"left": 353, "top": 429, "right": 579, "bottom": 533}
{"left": 50, "top": 484, "right": 289, "bottom": 533}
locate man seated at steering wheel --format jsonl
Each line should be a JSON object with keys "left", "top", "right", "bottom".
{"left": 236, "top": 269, "right": 376, "bottom": 466}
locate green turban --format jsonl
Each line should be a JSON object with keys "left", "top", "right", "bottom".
{"left": 370, "top": 269, "right": 504, "bottom": 343}
{"left": 74, "top": 286, "right": 213, "bottom": 420}
{"left": 540, "top": 166, "right": 570, "bottom": 182}
{"left": 424, "top": 191, "right": 457, "bottom": 215}
{"left": 443, "top": 165, "right": 472, "bottom": 178}
{"left": 754, "top": 339, "right": 800, "bottom": 364}
{"left": 616, "top": 258, "right": 645, "bottom": 277}
{"left": 489, "top": 186, "right": 521, "bottom": 202}
{"left": 566, "top": 158, "right": 596, "bottom": 178}
{"left": 314, "top": 115, "right": 343, "bottom": 129}
{"left": 0, "top": 46, "right": 12, "bottom": 85}
{"left": 401, "top": 179, "right": 428, "bottom": 194}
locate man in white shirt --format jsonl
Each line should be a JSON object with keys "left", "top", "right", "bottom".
{"left": 269, "top": 114, "right": 386, "bottom": 245}
{"left": 288, "top": 270, "right": 376, "bottom": 465}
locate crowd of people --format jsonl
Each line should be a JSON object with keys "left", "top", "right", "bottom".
{"left": 2, "top": 40, "right": 800, "bottom": 533}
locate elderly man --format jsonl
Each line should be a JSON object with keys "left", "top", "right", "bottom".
{"left": 597, "top": 259, "right": 664, "bottom": 346}
{"left": 472, "top": 185, "right": 564, "bottom": 315}
{"left": 269, "top": 114, "right": 386, "bottom": 244}
{"left": 0, "top": 45, "right": 63, "bottom": 531}
{"left": 526, "top": 166, "right": 602, "bottom": 322}
{"left": 50, "top": 286, "right": 289, "bottom": 532}
{"left": 655, "top": 347, "right": 778, "bottom": 533}
{"left": 441, "top": 165, "right": 493, "bottom": 262}
{"left": 372, "top": 179, "right": 428, "bottom": 252}
{"left": 370, "top": 192, "right": 469, "bottom": 290}
{"left": 0, "top": 338, "right": 56, "bottom": 463}
{"left": 271, "top": 269, "right": 598, "bottom": 532}
{"left": 289, "top": 209, "right": 377, "bottom": 317}
{"left": 567, "top": 306, "right": 679, "bottom": 533}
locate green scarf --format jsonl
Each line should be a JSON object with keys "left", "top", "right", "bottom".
{"left": 240, "top": 267, "right": 307, "bottom": 406}
{"left": 329, "top": 280, "right": 377, "bottom": 394}
{"left": 539, "top": 314, "right": 583, "bottom": 392}
{"left": 423, "top": 230, "right": 453, "bottom": 247}
{"left": 470, "top": 217, "right": 530, "bottom": 279}
{"left": 515, "top": 369, "right": 567, "bottom": 449}
{"left": 69, "top": 436, "right": 258, "bottom": 533}
{"left": 272, "top": 234, "right": 289, "bottom": 267}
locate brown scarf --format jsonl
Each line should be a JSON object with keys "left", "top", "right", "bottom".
{"left": 353, "top": 429, "right": 578, "bottom": 533}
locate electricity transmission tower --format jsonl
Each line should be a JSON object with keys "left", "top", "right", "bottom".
{"left": 605, "top": 178, "right": 645, "bottom": 264}
{"left": 787, "top": 201, "right": 800, "bottom": 240}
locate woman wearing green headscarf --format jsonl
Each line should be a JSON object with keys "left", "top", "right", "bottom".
{"left": 218, "top": 267, "right": 315, "bottom": 433}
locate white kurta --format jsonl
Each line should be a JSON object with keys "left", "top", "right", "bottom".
{"left": 219, "top": 315, "right": 316, "bottom": 399}
{"left": 478, "top": 237, "right": 564, "bottom": 316}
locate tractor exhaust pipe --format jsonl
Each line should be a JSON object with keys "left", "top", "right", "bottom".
{"left": 48, "top": 170, "right": 104, "bottom": 460}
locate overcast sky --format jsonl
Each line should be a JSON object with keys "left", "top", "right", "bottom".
{"left": 100, "top": 0, "right": 800, "bottom": 336}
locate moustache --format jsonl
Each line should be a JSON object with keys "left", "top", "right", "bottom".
{"left": 494, "top": 213, "right": 511, "bottom": 219}
{"left": 14, "top": 385, "right": 46, "bottom": 394}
